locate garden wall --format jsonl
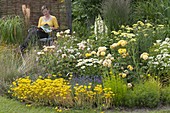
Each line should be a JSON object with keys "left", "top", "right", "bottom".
{"left": 0, "top": 0, "right": 72, "bottom": 31}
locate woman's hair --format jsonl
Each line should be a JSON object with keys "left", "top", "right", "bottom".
{"left": 41, "top": 5, "right": 49, "bottom": 12}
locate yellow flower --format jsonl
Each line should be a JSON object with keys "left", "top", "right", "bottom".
{"left": 127, "top": 65, "right": 133, "bottom": 71}
{"left": 144, "top": 34, "right": 148, "bottom": 37}
{"left": 140, "top": 52, "right": 149, "bottom": 60}
{"left": 111, "top": 31, "right": 119, "bottom": 35}
{"left": 118, "top": 48, "right": 126, "bottom": 54}
{"left": 145, "top": 23, "right": 152, "bottom": 28}
{"left": 100, "top": 51, "right": 106, "bottom": 56}
{"left": 12, "top": 82, "right": 17, "bottom": 86}
{"left": 137, "top": 21, "right": 144, "bottom": 26}
{"left": 85, "top": 53, "right": 92, "bottom": 57}
{"left": 52, "top": 74, "right": 57, "bottom": 77}
{"left": 122, "top": 73, "right": 127, "bottom": 78}
{"left": 38, "top": 76, "right": 43, "bottom": 79}
{"left": 117, "top": 40, "right": 127, "bottom": 46}
{"left": 26, "top": 104, "right": 31, "bottom": 107}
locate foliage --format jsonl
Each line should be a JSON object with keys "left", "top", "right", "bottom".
{"left": 38, "top": 21, "right": 170, "bottom": 84}
{"left": 132, "top": 78, "right": 161, "bottom": 108}
{"left": 0, "top": 16, "right": 25, "bottom": 44}
{"left": 103, "top": 75, "right": 127, "bottom": 106}
{"left": 38, "top": 31, "right": 81, "bottom": 76}
{"left": 110, "top": 21, "right": 170, "bottom": 81}
{"left": 72, "top": 0, "right": 103, "bottom": 38}
{"left": 148, "top": 38, "right": 170, "bottom": 85}
{"left": 0, "top": 79, "right": 10, "bottom": 96}
{"left": 131, "top": 0, "right": 170, "bottom": 24}
{"left": 102, "top": 0, "right": 131, "bottom": 31}
{"left": 0, "top": 45, "right": 21, "bottom": 81}
{"left": 160, "top": 85, "right": 170, "bottom": 105}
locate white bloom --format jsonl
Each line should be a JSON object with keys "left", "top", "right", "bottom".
{"left": 37, "top": 51, "right": 45, "bottom": 55}
{"left": 81, "top": 66, "right": 86, "bottom": 69}
{"left": 86, "top": 63, "right": 93, "bottom": 66}
{"left": 127, "top": 83, "right": 132, "bottom": 88}
{"left": 62, "top": 54, "right": 67, "bottom": 58}
{"left": 156, "top": 40, "right": 162, "bottom": 43}
{"left": 165, "top": 38, "right": 170, "bottom": 42}
{"left": 64, "top": 29, "right": 70, "bottom": 34}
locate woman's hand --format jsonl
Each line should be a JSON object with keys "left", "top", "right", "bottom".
{"left": 50, "top": 27, "right": 56, "bottom": 30}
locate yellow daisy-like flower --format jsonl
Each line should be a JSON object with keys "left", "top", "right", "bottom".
{"left": 127, "top": 65, "right": 133, "bottom": 71}
{"left": 122, "top": 73, "right": 127, "bottom": 78}
{"left": 118, "top": 48, "right": 127, "bottom": 54}
{"left": 117, "top": 40, "right": 127, "bottom": 47}
{"left": 85, "top": 53, "right": 92, "bottom": 57}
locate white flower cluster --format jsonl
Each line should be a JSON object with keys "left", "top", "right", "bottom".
{"left": 56, "top": 29, "right": 71, "bottom": 38}
{"left": 77, "top": 41, "right": 87, "bottom": 50}
{"left": 148, "top": 38, "right": 170, "bottom": 70}
{"left": 76, "top": 58, "right": 101, "bottom": 69}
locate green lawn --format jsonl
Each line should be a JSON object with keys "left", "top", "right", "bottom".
{"left": 0, "top": 96, "right": 170, "bottom": 113}
{"left": 0, "top": 96, "right": 98, "bottom": 113}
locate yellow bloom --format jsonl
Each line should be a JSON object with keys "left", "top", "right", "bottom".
{"left": 137, "top": 21, "right": 144, "bottom": 26}
{"left": 145, "top": 23, "right": 152, "bottom": 28}
{"left": 122, "top": 73, "right": 127, "bottom": 78}
{"left": 111, "top": 31, "right": 119, "bottom": 35}
{"left": 118, "top": 48, "right": 127, "bottom": 54}
{"left": 117, "top": 40, "right": 127, "bottom": 47}
{"left": 100, "top": 51, "right": 106, "bottom": 56}
{"left": 127, "top": 65, "right": 133, "bottom": 71}
{"left": 85, "top": 53, "right": 92, "bottom": 57}
{"left": 144, "top": 34, "right": 148, "bottom": 37}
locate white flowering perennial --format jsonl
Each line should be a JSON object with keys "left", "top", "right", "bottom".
{"left": 148, "top": 38, "right": 170, "bottom": 70}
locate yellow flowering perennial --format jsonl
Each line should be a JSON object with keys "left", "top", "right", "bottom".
{"left": 10, "top": 77, "right": 115, "bottom": 108}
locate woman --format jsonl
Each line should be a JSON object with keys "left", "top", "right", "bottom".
{"left": 20, "top": 5, "right": 59, "bottom": 52}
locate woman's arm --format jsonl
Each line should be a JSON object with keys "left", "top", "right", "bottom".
{"left": 38, "top": 17, "right": 43, "bottom": 28}
{"left": 51, "top": 16, "right": 59, "bottom": 30}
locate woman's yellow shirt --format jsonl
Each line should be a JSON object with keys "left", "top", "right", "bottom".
{"left": 38, "top": 15, "right": 59, "bottom": 29}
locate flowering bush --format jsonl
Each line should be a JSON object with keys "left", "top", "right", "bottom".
{"left": 36, "top": 21, "right": 170, "bottom": 84}
{"left": 10, "top": 76, "right": 115, "bottom": 109}
{"left": 148, "top": 38, "right": 170, "bottom": 84}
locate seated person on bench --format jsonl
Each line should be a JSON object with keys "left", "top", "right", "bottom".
{"left": 20, "top": 5, "right": 59, "bottom": 52}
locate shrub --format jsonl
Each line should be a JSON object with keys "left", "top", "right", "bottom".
{"left": 124, "top": 89, "right": 136, "bottom": 108}
{"left": 103, "top": 75, "right": 127, "bottom": 106}
{"left": 133, "top": 78, "right": 161, "bottom": 108}
{"left": 148, "top": 38, "right": 170, "bottom": 85}
{"left": 161, "top": 85, "right": 170, "bottom": 105}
